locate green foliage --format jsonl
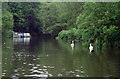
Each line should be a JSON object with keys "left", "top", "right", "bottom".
{"left": 2, "top": 3, "right": 14, "bottom": 37}
{"left": 40, "top": 2, "right": 83, "bottom": 36}
{"left": 2, "top": 2, "right": 120, "bottom": 47}
{"left": 102, "top": 25, "right": 119, "bottom": 42}
{"left": 57, "top": 2, "right": 120, "bottom": 47}
{"left": 57, "top": 28, "right": 77, "bottom": 40}
{"left": 8, "top": 2, "right": 42, "bottom": 35}
{"left": 57, "top": 30, "right": 70, "bottom": 40}
{"left": 46, "top": 23, "right": 66, "bottom": 36}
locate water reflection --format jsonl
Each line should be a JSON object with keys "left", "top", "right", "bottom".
{"left": 2, "top": 37, "right": 120, "bottom": 78}
{"left": 13, "top": 38, "right": 30, "bottom": 45}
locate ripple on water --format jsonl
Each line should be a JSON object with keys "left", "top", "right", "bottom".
{"left": 37, "top": 58, "right": 40, "bottom": 59}
{"left": 58, "top": 73, "right": 63, "bottom": 77}
{"left": 5, "top": 58, "right": 8, "bottom": 60}
{"left": 75, "top": 69, "right": 80, "bottom": 72}
{"left": 18, "top": 59, "right": 21, "bottom": 60}
{"left": 80, "top": 71, "right": 85, "bottom": 74}
{"left": 32, "top": 70, "right": 44, "bottom": 74}
{"left": 23, "top": 62, "right": 26, "bottom": 64}
{"left": 43, "top": 66, "right": 47, "bottom": 68}
{"left": 14, "top": 69, "right": 18, "bottom": 72}
{"left": 2, "top": 73, "right": 6, "bottom": 75}
{"left": 38, "top": 69, "right": 42, "bottom": 71}
{"left": 67, "top": 71, "right": 75, "bottom": 74}
{"left": 75, "top": 74, "right": 80, "bottom": 77}
{"left": 22, "top": 69, "right": 25, "bottom": 72}
{"left": 36, "top": 64, "right": 40, "bottom": 67}
{"left": 2, "top": 74, "right": 5, "bottom": 77}
{"left": 29, "top": 69, "right": 34, "bottom": 71}
{"left": 33, "top": 59, "right": 36, "bottom": 61}
{"left": 25, "top": 74, "right": 48, "bottom": 77}
{"left": 11, "top": 75, "right": 16, "bottom": 78}
{"left": 42, "top": 69, "right": 47, "bottom": 71}
{"left": 49, "top": 66, "right": 54, "bottom": 69}
{"left": 80, "top": 66, "right": 83, "bottom": 68}
{"left": 62, "top": 68, "right": 66, "bottom": 71}
{"left": 27, "top": 54, "right": 29, "bottom": 56}
{"left": 11, "top": 75, "right": 19, "bottom": 79}
{"left": 22, "top": 73, "right": 25, "bottom": 75}
{"left": 80, "top": 75, "right": 85, "bottom": 77}
{"left": 3, "top": 70, "right": 7, "bottom": 72}
{"left": 28, "top": 63, "right": 33, "bottom": 66}
{"left": 15, "top": 73, "right": 20, "bottom": 76}
{"left": 48, "top": 74, "right": 53, "bottom": 77}
{"left": 33, "top": 67, "right": 38, "bottom": 69}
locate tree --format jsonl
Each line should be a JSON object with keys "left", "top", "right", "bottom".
{"left": 2, "top": 3, "right": 14, "bottom": 37}
{"left": 8, "top": 2, "right": 42, "bottom": 36}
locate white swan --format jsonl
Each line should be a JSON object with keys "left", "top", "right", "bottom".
{"left": 89, "top": 43, "right": 93, "bottom": 53}
{"left": 70, "top": 41, "right": 74, "bottom": 48}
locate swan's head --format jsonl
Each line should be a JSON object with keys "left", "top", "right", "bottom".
{"left": 90, "top": 43, "right": 92, "bottom": 46}
{"left": 72, "top": 41, "right": 74, "bottom": 43}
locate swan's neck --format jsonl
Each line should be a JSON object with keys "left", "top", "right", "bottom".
{"left": 90, "top": 44, "right": 92, "bottom": 46}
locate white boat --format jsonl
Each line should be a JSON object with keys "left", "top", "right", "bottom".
{"left": 13, "top": 32, "right": 31, "bottom": 38}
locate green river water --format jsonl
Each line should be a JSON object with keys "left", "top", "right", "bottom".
{"left": 1, "top": 37, "right": 120, "bottom": 78}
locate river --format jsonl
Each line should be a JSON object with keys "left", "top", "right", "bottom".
{"left": 2, "top": 37, "right": 120, "bottom": 78}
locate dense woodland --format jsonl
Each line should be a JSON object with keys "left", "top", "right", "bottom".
{"left": 2, "top": 2, "right": 120, "bottom": 47}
